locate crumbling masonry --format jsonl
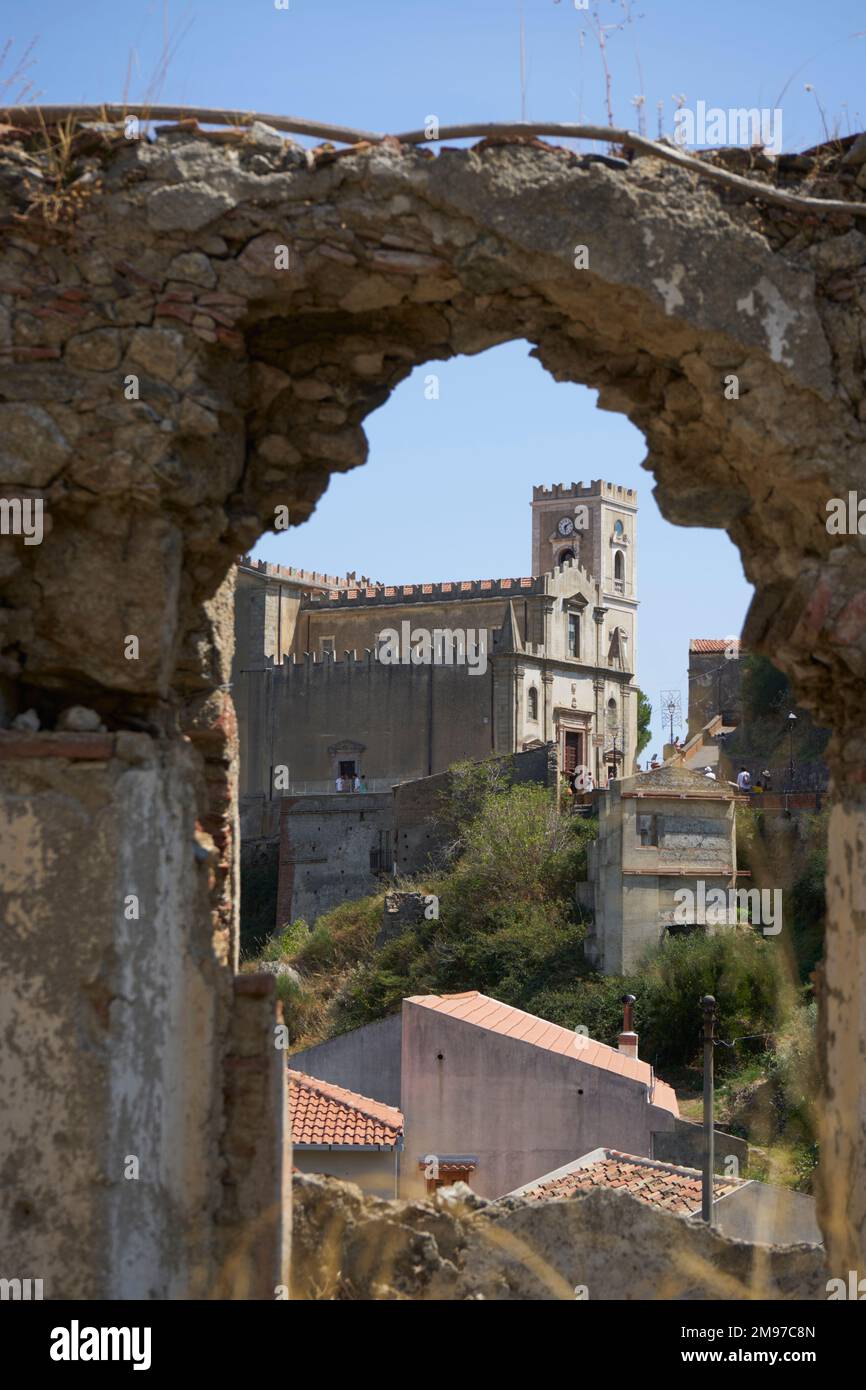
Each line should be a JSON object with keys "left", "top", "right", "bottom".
{"left": 1, "top": 117, "right": 865, "bottom": 1296}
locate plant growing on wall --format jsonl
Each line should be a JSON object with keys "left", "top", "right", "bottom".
{"left": 636, "top": 687, "right": 652, "bottom": 757}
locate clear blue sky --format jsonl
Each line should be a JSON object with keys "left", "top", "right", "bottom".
{"left": 9, "top": 1, "right": 862, "bottom": 750}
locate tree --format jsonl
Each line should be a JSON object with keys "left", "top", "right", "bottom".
{"left": 636, "top": 688, "right": 652, "bottom": 757}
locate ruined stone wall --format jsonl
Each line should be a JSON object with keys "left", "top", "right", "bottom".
{"left": 292, "top": 1174, "right": 827, "bottom": 1301}
{"left": 1, "top": 117, "right": 864, "bottom": 1291}
{"left": 276, "top": 790, "right": 393, "bottom": 927}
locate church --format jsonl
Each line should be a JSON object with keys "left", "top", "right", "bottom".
{"left": 233, "top": 479, "right": 639, "bottom": 842}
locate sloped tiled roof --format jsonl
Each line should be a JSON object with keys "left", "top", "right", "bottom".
{"left": 288, "top": 1070, "right": 403, "bottom": 1149}
{"left": 516, "top": 1149, "right": 740, "bottom": 1214}
{"left": 405, "top": 992, "right": 678, "bottom": 1116}
{"left": 689, "top": 638, "right": 741, "bottom": 654}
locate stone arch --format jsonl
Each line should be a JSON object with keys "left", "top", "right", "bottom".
{"left": 1, "top": 123, "right": 865, "bottom": 1293}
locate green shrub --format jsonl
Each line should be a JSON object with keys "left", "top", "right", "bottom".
{"left": 266, "top": 776, "right": 791, "bottom": 1093}
{"left": 523, "top": 977, "right": 629, "bottom": 1047}
{"left": 293, "top": 894, "right": 383, "bottom": 975}
{"left": 261, "top": 918, "right": 310, "bottom": 960}
{"left": 437, "top": 756, "right": 514, "bottom": 844}
{"left": 765, "top": 999, "right": 818, "bottom": 1139}
{"left": 632, "top": 928, "right": 783, "bottom": 1073}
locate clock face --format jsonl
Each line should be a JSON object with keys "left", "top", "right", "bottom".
{"left": 557, "top": 516, "right": 575, "bottom": 537}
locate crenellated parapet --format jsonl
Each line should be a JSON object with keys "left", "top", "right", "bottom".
{"left": 238, "top": 556, "right": 376, "bottom": 590}
{"left": 301, "top": 575, "right": 542, "bottom": 609}
{"left": 532, "top": 480, "right": 638, "bottom": 505}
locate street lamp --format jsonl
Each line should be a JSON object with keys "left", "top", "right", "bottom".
{"left": 606, "top": 718, "right": 624, "bottom": 782}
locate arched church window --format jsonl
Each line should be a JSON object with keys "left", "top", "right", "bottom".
{"left": 613, "top": 549, "right": 625, "bottom": 593}
{"left": 528, "top": 686, "right": 539, "bottom": 721}
{"left": 557, "top": 548, "right": 575, "bottom": 566}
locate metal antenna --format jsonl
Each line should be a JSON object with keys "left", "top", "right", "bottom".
{"left": 660, "top": 689, "right": 682, "bottom": 745}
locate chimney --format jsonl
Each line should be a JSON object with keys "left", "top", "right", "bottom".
{"left": 618, "top": 993, "right": 638, "bottom": 1060}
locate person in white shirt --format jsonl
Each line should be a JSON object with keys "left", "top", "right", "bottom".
{"left": 335, "top": 775, "right": 345, "bottom": 792}
{"left": 736, "top": 767, "right": 752, "bottom": 792}
{"left": 703, "top": 766, "right": 717, "bottom": 780}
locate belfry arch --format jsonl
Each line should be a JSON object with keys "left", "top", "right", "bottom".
{"left": 1, "top": 118, "right": 865, "bottom": 1295}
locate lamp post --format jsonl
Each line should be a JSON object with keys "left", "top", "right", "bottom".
{"left": 701, "top": 995, "right": 717, "bottom": 1225}
{"left": 610, "top": 724, "right": 620, "bottom": 778}
{"left": 660, "top": 689, "right": 682, "bottom": 747}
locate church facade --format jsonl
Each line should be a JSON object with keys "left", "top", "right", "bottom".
{"left": 233, "top": 480, "right": 639, "bottom": 835}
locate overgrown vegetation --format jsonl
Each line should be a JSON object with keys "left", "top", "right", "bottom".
{"left": 735, "top": 802, "right": 828, "bottom": 982}
{"left": 636, "top": 688, "right": 652, "bottom": 757}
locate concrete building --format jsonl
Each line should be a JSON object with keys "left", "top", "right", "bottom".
{"left": 399, "top": 991, "right": 679, "bottom": 1200}
{"left": 289, "top": 1071, "right": 403, "bottom": 1199}
{"left": 290, "top": 1015, "right": 404, "bottom": 1109}
{"left": 578, "top": 764, "right": 739, "bottom": 975}
{"left": 510, "top": 1148, "right": 822, "bottom": 1247}
{"left": 233, "top": 557, "right": 369, "bottom": 843}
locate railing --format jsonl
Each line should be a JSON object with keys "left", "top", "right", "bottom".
{"left": 280, "top": 777, "right": 396, "bottom": 795}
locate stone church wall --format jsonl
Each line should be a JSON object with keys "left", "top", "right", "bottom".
{"left": 270, "top": 655, "right": 496, "bottom": 786}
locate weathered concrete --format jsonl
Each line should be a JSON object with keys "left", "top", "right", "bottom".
{"left": 653, "top": 1116, "right": 749, "bottom": 1176}
{"left": 276, "top": 791, "right": 392, "bottom": 927}
{"left": 714, "top": 1181, "right": 823, "bottom": 1247}
{"left": 580, "top": 764, "right": 738, "bottom": 973}
{"left": 293, "top": 1150, "right": 399, "bottom": 1202}
{"left": 400, "top": 996, "right": 677, "bottom": 1199}
{"left": 0, "top": 731, "right": 288, "bottom": 1298}
{"left": 289, "top": 1014, "right": 403, "bottom": 1108}
{"left": 1, "top": 120, "right": 865, "bottom": 1289}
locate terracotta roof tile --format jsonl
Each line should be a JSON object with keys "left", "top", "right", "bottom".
{"left": 689, "top": 638, "right": 742, "bottom": 653}
{"left": 521, "top": 1150, "right": 740, "bottom": 1213}
{"left": 404, "top": 992, "right": 678, "bottom": 1116}
{"left": 288, "top": 1071, "right": 403, "bottom": 1149}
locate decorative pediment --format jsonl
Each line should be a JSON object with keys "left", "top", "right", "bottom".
{"left": 563, "top": 593, "right": 589, "bottom": 611}
{"left": 327, "top": 739, "right": 366, "bottom": 757}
